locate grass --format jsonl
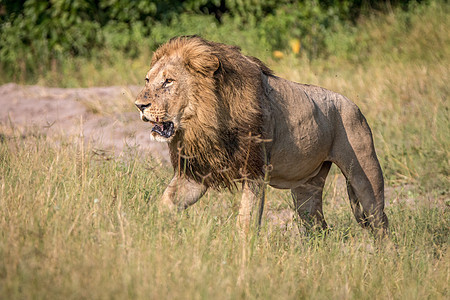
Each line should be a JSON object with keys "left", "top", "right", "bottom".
{"left": 0, "top": 128, "right": 448, "bottom": 299}
{"left": 0, "top": 1, "right": 449, "bottom": 299}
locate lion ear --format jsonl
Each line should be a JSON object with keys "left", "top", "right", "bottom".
{"left": 187, "top": 54, "right": 219, "bottom": 76}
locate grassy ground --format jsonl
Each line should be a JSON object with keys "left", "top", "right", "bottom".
{"left": 0, "top": 127, "right": 448, "bottom": 299}
{"left": 0, "top": 2, "right": 449, "bottom": 299}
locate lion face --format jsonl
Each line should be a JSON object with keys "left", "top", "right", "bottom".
{"left": 135, "top": 57, "right": 195, "bottom": 142}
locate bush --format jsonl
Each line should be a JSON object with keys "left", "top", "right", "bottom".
{"left": 0, "top": 0, "right": 432, "bottom": 83}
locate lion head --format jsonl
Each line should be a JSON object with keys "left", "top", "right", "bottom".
{"left": 135, "top": 36, "right": 273, "bottom": 188}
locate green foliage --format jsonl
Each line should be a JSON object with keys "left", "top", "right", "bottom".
{"left": 0, "top": 0, "right": 102, "bottom": 80}
{"left": 0, "top": 0, "right": 431, "bottom": 82}
{"left": 255, "top": 0, "right": 352, "bottom": 59}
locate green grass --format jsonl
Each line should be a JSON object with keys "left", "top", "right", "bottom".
{"left": 0, "top": 128, "right": 448, "bottom": 299}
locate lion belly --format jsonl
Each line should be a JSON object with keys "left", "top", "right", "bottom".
{"left": 264, "top": 77, "right": 337, "bottom": 189}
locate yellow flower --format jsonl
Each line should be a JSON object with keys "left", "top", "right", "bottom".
{"left": 290, "top": 39, "right": 301, "bottom": 54}
{"left": 272, "top": 50, "right": 284, "bottom": 59}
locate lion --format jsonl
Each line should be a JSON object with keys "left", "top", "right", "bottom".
{"left": 135, "top": 36, "right": 388, "bottom": 237}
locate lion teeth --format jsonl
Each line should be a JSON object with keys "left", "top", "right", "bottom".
{"left": 151, "top": 121, "right": 174, "bottom": 138}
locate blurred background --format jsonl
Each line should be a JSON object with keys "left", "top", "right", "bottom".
{"left": 0, "top": 0, "right": 445, "bottom": 86}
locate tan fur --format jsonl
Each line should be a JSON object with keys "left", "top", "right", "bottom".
{"left": 135, "top": 36, "right": 389, "bottom": 237}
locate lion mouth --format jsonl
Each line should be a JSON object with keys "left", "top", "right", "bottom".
{"left": 151, "top": 121, "right": 174, "bottom": 138}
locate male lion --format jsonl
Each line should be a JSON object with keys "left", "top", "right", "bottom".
{"left": 135, "top": 36, "right": 388, "bottom": 237}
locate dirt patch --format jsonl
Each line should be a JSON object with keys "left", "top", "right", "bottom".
{"left": 0, "top": 83, "right": 169, "bottom": 163}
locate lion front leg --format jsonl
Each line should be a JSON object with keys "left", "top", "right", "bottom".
{"left": 160, "top": 174, "right": 208, "bottom": 211}
{"left": 237, "top": 180, "right": 265, "bottom": 238}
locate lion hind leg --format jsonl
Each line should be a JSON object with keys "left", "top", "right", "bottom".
{"left": 291, "top": 161, "right": 332, "bottom": 231}
{"left": 331, "top": 108, "right": 388, "bottom": 237}
{"left": 346, "top": 180, "right": 370, "bottom": 228}
{"left": 344, "top": 173, "right": 389, "bottom": 237}
{"left": 333, "top": 150, "right": 389, "bottom": 237}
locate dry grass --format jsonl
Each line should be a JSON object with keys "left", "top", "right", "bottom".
{"left": 0, "top": 128, "right": 448, "bottom": 299}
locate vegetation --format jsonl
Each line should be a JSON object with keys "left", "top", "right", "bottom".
{"left": 0, "top": 0, "right": 448, "bottom": 299}
{"left": 0, "top": 0, "right": 431, "bottom": 83}
{"left": 0, "top": 116, "right": 448, "bottom": 299}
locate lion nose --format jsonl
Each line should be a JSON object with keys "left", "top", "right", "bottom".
{"left": 135, "top": 102, "right": 151, "bottom": 112}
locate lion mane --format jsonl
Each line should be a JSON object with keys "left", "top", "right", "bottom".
{"left": 151, "top": 36, "right": 273, "bottom": 189}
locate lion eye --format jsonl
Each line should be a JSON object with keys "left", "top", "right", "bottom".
{"left": 163, "top": 78, "right": 174, "bottom": 87}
